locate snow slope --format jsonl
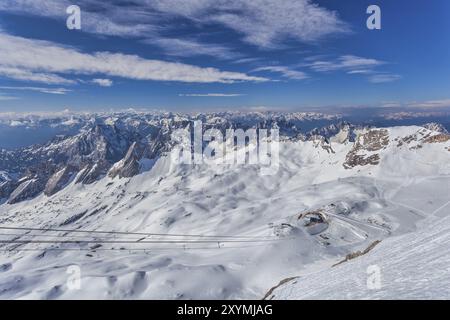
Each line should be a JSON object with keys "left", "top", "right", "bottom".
{"left": 267, "top": 212, "right": 450, "bottom": 299}
{"left": 0, "top": 125, "right": 448, "bottom": 299}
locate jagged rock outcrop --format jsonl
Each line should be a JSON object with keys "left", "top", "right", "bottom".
{"left": 1, "top": 112, "right": 447, "bottom": 204}
{"left": 108, "top": 142, "right": 141, "bottom": 179}
{"left": 7, "top": 162, "right": 58, "bottom": 203}
{"left": 395, "top": 127, "right": 450, "bottom": 149}
{"left": 309, "top": 135, "right": 334, "bottom": 153}
{"left": 75, "top": 161, "right": 109, "bottom": 184}
{"left": 0, "top": 181, "right": 15, "bottom": 199}
{"left": 8, "top": 178, "right": 44, "bottom": 204}
{"left": 0, "top": 122, "right": 141, "bottom": 202}
{"left": 308, "top": 122, "right": 356, "bottom": 141}
{"left": 422, "top": 123, "right": 449, "bottom": 134}
{"left": 0, "top": 112, "right": 344, "bottom": 204}
{"left": 0, "top": 173, "right": 18, "bottom": 200}
{"left": 423, "top": 133, "right": 450, "bottom": 144}
{"left": 44, "top": 166, "right": 77, "bottom": 196}
{"left": 330, "top": 125, "right": 356, "bottom": 144}
{"left": 343, "top": 129, "right": 389, "bottom": 169}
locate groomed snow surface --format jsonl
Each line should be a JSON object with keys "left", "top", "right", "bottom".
{"left": 0, "top": 126, "right": 449, "bottom": 299}
{"left": 268, "top": 212, "right": 450, "bottom": 299}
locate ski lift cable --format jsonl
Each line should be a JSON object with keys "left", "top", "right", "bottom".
{"left": 0, "top": 238, "right": 290, "bottom": 244}
{"left": 0, "top": 225, "right": 276, "bottom": 240}
{"left": 0, "top": 243, "right": 273, "bottom": 252}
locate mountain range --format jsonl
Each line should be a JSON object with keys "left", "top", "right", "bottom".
{"left": 0, "top": 111, "right": 449, "bottom": 299}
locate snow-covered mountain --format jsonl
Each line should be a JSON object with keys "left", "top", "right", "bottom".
{"left": 0, "top": 111, "right": 343, "bottom": 204}
{"left": 0, "top": 112, "right": 449, "bottom": 299}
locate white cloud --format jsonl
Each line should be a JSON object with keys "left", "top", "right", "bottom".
{"left": 380, "top": 101, "right": 402, "bottom": 108}
{"left": 0, "top": 32, "right": 267, "bottom": 84}
{"left": 0, "top": 0, "right": 349, "bottom": 48}
{"left": 152, "top": 0, "right": 349, "bottom": 48}
{"left": 0, "top": 0, "right": 157, "bottom": 37}
{"left": 179, "top": 93, "right": 245, "bottom": 97}
{"left": 0, "top": 93, "right": 18, "bottom": 100}
{"left": 409, "top": 99, "right": 450, "bottom": 108}
{"left": 347, "top": 69, "right": 373, "bottom": 75}
{"left": 253, "top": 66, "right": 308, "bottom": 80}
{"left": 308, "top": 55, "right": 384, "bottom": 72}
{"left": 339, "top": 55, "right": 383, "bottom": 69}
{"left": 0, "top": 66, "right": 75, "bottom": 85}
{"left": 368, "top": 73, "right": 401, "bottom": 83}
{"left": 305, "top": 55, "right": 400, "bottom": 84}
{"left": 91, "top": 79, "right": 113, "bottom": 87}
{"left": 150, "top": 38, "right": 241, "bottom": 60}
{"left": 0, "top": 86, "right": 71, "bottom": 94}
{"left": 232, "top": 57, "right": 263, "bottom": 65}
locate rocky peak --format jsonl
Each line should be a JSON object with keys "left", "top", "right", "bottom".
{"left": 1, "top": 112, "right": 449, "bottom": 204}
{"left": 44, "top": 165, "right": 77, "bottom": 196}
{"left": 0, "top": 172, "right": 17, "bottom": 200}
{"left": 108, "top": 142, "right": 142, "bottom": 179}
{"left": 343, "top": 129, "right": 389, "bottom": 169}
{"left": 7, "top": 178, "right": 42, "bottom": 204}
{"left": 422, "top": 122, "right": 449, "bottom": 134}
{"left": 330, "top": 125, "right": 355, "bottom": 144}
{"left": 75, "top": 161, "right": 109, "bottom": 185}
{"left": 395, "top": 127, "right": 450, "bottom": 149}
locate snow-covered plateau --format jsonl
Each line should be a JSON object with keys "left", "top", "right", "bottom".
{"left": 0, "top": 112, "right": 449, "bottom": 299}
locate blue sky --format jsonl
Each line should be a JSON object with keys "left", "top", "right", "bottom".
{"left": 0, "top": 0, "right": 449, "bottom": 112}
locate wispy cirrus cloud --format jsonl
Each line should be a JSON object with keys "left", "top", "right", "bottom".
{"left": 368, "top": 73, "right": 402, "bottom": 83}
{"left": 91, "top": 79, "right": 113, "bottom": 87}
{"left": 0, "top": 0, "right": 349, "bottom": 49}
{"left": 0, "top": 66, "right": 75, "bottom": 85}
{"left": 305, "top": 55, "right": 400, "bottom": 84}
{"left": 253, "top": 66, "right": 308, "bottom": 80}
{"left": 178, "top": 93, "right": 245, "bottom": 97}
{"left": 0, "top": 0, "right": 158, "bottom": 37}
{"left": 149, "top": 38, "right": 241, "bottom": 60}
{"left": 152, "top": 0, "right": 349, "bottom": 48}
{"left": 347, "top": 69, "right": 373, "bottom": 75}
{"left": 0, "top": 32, "right": 267, "bottom": 84}
{"left": 232, "top": 57, "right": 264, "bottom": 65}
{"left": 0, "top": 86, "right": 71, "bottom": 94}
{"left": 409, "top": 99, "right": 450, "bottom": 108}
{"left": 307, "top": 55, "right": 384, "bottom": 73}
{"left": 0, "top": 93, "right": 18, "bottom": 100}
{"left": 379, "top": 99, "right": 450, "bottom": 108}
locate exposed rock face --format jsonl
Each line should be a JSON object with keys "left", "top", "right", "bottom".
{"left": 1, "top": 112, "right": 448, "bottom": 204}
{"left": 8, "top": 162, "right": 59, "bottom": 203}
{"left": 0, "top": 172, "right": 13, "bottom": 199}
{"left": 0, "top": 180, "right": 17, "bottom": 200}
{"left": 422, "top": 123, "right": 449, "bottom": 134}
{"left": 423, "top": 133, "right": 450, "bottom": 144}
{"left": 8, "top": 178, "right": 43, "bottom": 204}
{"left": 0, "top": 123, "right": 140, "bottom": 202}
{"left": 343, "top": 129, "right": 389, "bottom": 169}
{"left": 108, "top": 142, "right": 141, "bottom": 179}
{"left": 395, "top": 127, "right": 450, "bottom": 149}
{"left": 309, "top": 122, "right": 356, "bottom": 142}
{"left": 358, "top": 129, "right": 390, "bottom": 151}
{"left": 75, "top": 161, "right": 109, "bottom": 185}
{"left": 44, "top": 166, "right": 76, "bottom": 196}
{"left": 309, "top": 135, "right": 335, "bottom": 154}
{"left": 330, "top": 125, "right": 355, "bottom": 144}
{"left": 0, "top": 112, "right": 344, "bottom": 203}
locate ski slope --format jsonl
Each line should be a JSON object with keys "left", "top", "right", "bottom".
{"left": 267, "top": 211, "right": 450, "bottom": 299}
